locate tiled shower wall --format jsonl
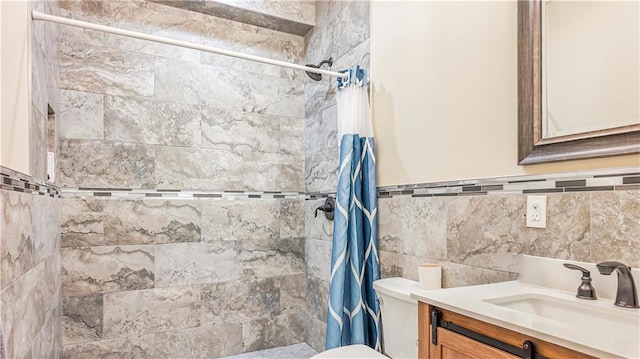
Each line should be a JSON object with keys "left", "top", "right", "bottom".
{"left": 59, "top": 198, "right": 306, "bottom": 357}
{"left": 302, "top": 0, "right": 371, "bottom": 351}
{"left": 0, "top": 0, "right": 62, "bottom": 357}
{"left": 57, "top": 0, "right": 308, "bottom": 357}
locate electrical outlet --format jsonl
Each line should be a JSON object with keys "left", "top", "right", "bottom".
{"left": 526, "top": 195, "right": 547, "bottom": 228}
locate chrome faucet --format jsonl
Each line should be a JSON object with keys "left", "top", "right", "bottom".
{"left": 596, "top": 261, "right": 639, "bottom": 308}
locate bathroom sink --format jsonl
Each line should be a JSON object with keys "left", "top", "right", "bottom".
{"left": 412, "top": 256, "right": 640, "bottom": 358}
{"left": 484, "top": 293, "right": 640, "bottom": 334}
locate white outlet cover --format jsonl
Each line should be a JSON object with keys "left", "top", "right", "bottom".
{"left": 526, "top": 195, "right": 547, "bottom": 228}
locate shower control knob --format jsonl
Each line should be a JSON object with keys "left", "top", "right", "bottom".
{"left": 314, "top": 196, "right": 335, "bottom": 220}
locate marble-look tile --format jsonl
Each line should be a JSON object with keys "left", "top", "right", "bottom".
{"left": 305, "top": 106, "right": 337, "bottom": 154}
{"left": 1, "top": 191, "right": 35, "bottom": 289}
{"left": 59, "top": 90, "right": 104, "bottom": 140}
{"left": 305, "top": 275, "right": 328, "bottom": 322}
{"left": 305, "top": 0, "right": 369, "bottom": 64}
{"left": 155, "top": 242, "right": 242, "bottom": 287}
{"left": 304, "top": 239, "right": 332, "bottom": 281}
{"left": 305, "top": 148, "right": 339, "bottom": 193}
{"left": 103, "top": 33, "right": 201, "bottom": 63}
{"left": 440, "top": 261, "right": 517, "bottom": 288}
{"left": 281, "top": 274, "right": 306, "bottom": 315}
{"left": 217, "top": 0, "right": 315, "bottom": 27}
{"left": 201, "top": 277, "right": 280, "bottom": 324}
{"left": 333, "top": 39, "right": 371, "bottom": 75}
{"left": 305, "top": 316, "right": 326, "bottom": 353}
{"left": 201, "top": 200, "right": 280, "bottom": 243}
{"left": 276, "top": 237, "right": 305, "bottom": 262}
{"left": 37, "top": 0, "right": 61, "bottom": 60}
{"left": 303, "top": 0, "right": 369, "bottom": 116}
{"left": 102, "top": 285, "right": 201, "bottom": 338}
{"left": 280, "top": 199, "right": 305, "bottom": 240}
{"left": 104, "top": 96, "right": 201, "bottom": 147}
{"left": 219, "top": 343, "right": 318, "bottom": 359}
{"left": 591, "top": 191, "right": 640, "bottom": 267}
{"left": 280, "top": 117, "right": 305, "bottom": 156}
{"left": 31, "top": 42, "right": 49, "bottom": 121}
{"left": 201, "top": 107, "right": 280, "bottom": 153}
{"left": 60, "top": 41, "right": 154, "bottom": 97}
{"left": 61, "top": 245, "right": 155, "bottom": 295}
{"left": 154, "top": 57, "right": 304, "bottom": 118}
{"left": 446, "top": 194, "right": 591, "bottom": 272}
{"left": 199, "top": 37, "right": 303, "bottom": 81}
{"left": 241, "top": 249, "right": 305, "bottom": 280}
{"left": 60, "top": 199, "right": 103, "bottom": 247}
{"left": 30, "top": 307, "right": 62, "bottom": 359}
{"left": 378, "top": 250, "right": 404, "bottom": 279}
{"left": 152, "top": 0, "right": 314, "bottom": 36}
{"left": 242, "top": 312, "right": 307, "bottom": 352}
{"left": 59, "top": 26, "right": 104, "bottom": 47}
{"left": 154, "top": 146, "right": 243, "bottom": 190}
{"left": 59, "top": 139, "right": 155, "bottom": 188}
{"left": 304, "top": 79, "right": 336, "bottom": 120}
{"left": 377, "top": 196, "right": 447, "bottom": 260}
{"left": 30, "top": 106, "right": 48, "bottom": 182}
{"left": 61, "top": 199, "right": 201, "bottom": 247}
{"left": 243, "top": 152, "right": 304, "bottom": 192}
{"left": 42, "top": 251, "right": 62, "bottom": 317}
{"left": 154, "top": 324, "right": 243, "bottom": 358}
{"left": 62, "top": 294, "right": 103, "bottom": 344}
{"left": 61, "top": 335, "right": 155, "bottom": 359}
{"left": 0, "top": 262, "right": 46, "bottom": 359}
{"left": 33, "top": 195, "right": 61, "bottom": 265}
{"left": 305, "top": 199, "right": 334, "bottom": 241}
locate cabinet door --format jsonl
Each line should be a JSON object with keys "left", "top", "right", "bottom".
{"left": 432, "top": 327, "right": 520, "bottom": 359}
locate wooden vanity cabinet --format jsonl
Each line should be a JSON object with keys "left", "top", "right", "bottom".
{"left": 418, "top": 303, "right": 596, "bottom": 359}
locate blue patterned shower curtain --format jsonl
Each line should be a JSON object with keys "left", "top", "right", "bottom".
{"left": 326, "top": 66, "right": 381, "bottom": 351}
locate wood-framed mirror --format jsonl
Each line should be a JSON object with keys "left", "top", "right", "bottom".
{"left": 517, "top": 0, "right": 640, "bottom": 165}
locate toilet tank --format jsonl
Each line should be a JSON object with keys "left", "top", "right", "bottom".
{"left": 373, "top": 278, "right": 422, "bottom": 359}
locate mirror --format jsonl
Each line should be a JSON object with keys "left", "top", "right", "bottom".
{"left": 517, "top": 0, "right": 640, "bottom": 165}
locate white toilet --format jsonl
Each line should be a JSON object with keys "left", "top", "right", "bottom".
{"left": 312, "top": 277, "right": 421, "bottom": 359}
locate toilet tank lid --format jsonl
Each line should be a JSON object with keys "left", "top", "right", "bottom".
{"left": 373, "top": 277, "right": 421, "bottom": 303}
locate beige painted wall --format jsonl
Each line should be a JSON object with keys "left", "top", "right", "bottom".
{"left": 371, "top": 0, "right": 640, "bottom": 186}
{"left": 0, "top": 0, "right": 31, "bottom": 174}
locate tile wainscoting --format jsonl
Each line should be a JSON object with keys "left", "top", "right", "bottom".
{"left": 303, "top": 167, "right": 640, "bottom": 352}
{"left": 3, "top": 164, "right": 638, "bottom": 358}
{"left": 0, "top": 170, "right": 62, "bottom": 358}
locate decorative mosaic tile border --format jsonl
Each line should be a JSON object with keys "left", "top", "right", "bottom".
{"left": 376, "top": 167, "right": 640, "bottom": 198}
{"left": 306, "top": 192, "right": 337, "bottom": 200}
{"left": 3, "top": 165, "right": 638, "bottom": 200}
{"left": 0, "top": 166, "right": 60, "bottom": 197}
{"left": 60, "top": 188, "right": 306, "bottom": 200}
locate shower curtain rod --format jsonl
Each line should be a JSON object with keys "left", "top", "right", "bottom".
{"left": 31, "top": 11, "right": 348, "bottom": 80}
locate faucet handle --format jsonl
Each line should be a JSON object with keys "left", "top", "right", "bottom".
{"left": 563, "top": 263, "right": 597, "bottom": 300}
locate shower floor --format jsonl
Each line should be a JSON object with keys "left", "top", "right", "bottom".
{"left": 219, "top": 343, "right": 318, "bottom": 359}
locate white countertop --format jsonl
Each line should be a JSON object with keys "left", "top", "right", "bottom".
{"left": 411, "top": 280, "right": 640, "bottom": 358}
